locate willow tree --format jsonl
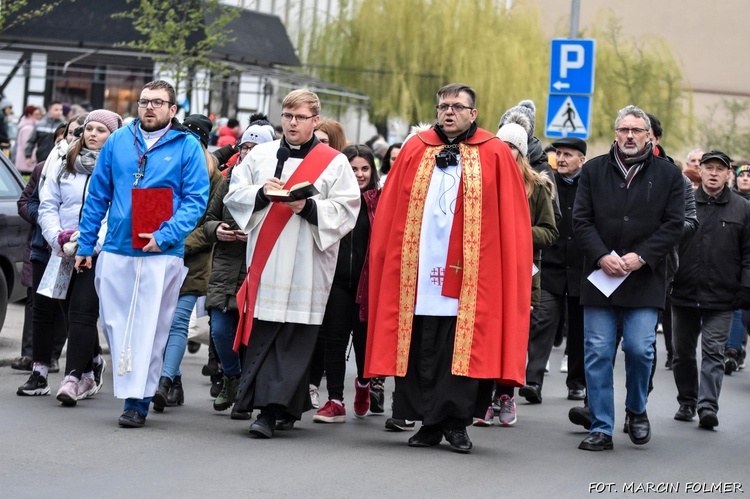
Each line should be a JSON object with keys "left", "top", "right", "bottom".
{"left": 585, "top": 13, "right": 691, "bottom": 147}
{"left": 305, "top": 0, "right": 548, "bottom": 131}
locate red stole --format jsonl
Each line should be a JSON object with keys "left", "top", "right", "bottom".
{"left": 233, "top": 144, "right": 338, "bottom": 351}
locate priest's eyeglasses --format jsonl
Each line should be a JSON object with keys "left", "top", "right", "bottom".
{"left": 281, "top": 113, "right": 318, "bottom": 123}
{"left": 137, "top": 98, "right": 174, "bottom": 108}
{"left": 436, "top": 104, "right": 473, "bottom": 113}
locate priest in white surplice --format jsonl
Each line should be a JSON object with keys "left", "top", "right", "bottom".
{"left": 225, "top": 89, "right": 360, "bottom": 438}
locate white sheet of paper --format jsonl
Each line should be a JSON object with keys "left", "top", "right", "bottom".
{"left": 587, "top": 251, "right": 630, "bottom": 298}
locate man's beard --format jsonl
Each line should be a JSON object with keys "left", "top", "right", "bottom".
{"left": 140, "top": 114, "right": 171, "bottom": 132}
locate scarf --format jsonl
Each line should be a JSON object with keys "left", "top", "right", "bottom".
{"left": 75, "top": 148, "right": 100, "bottom": 176}
{"left": 614, "top": 141, "right": 653, "bottom": 188}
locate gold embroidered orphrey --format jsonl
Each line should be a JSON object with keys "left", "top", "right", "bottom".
{"left": 395, "top": 142, "right": 482, "bottom": 376}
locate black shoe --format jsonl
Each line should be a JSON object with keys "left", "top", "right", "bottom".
{"left": 698, "top": 409, "right": 719, "bottom": 429}
{"left": 230, "top": 406, "right": 252, "bottom": 420}
{"left": 568, "top": 406, "right": 592, "bottom": 430}
{"left": 118, "top": 409, "right": 146, "bottom": 428}
{"left": 665, "top": 354, "right": 673, "bottom": 370}
{"left": 210, "top": 371, "right": 224, "bottom": 398}
{"left": 49, "top": 358, "right": 60, "bottom": 374}
{"left": 11, "top": 356, "right": 32, "bottom": 371}
{"left": 248, "top": 413, "right": 275, "bottom": 438}
{"left": 275, "top": 415, "right": 296, "bottom": 431}
{"left": 518, "top": 383, "right": 542, "bottom": 404}
{"left": 385, "top": 418, "right": 416, "bottom": 431}
{"left": 17, "top": 371, "right": 50, "bottom": 396}
{"left": 187, "top": 341, "right": 201, "bottom": 354}
{"left": 369, "top": 378, "right": 385, "bottom": 414}
{"left": 553, "top": 329, "right": 564, "bottom": 348}
{"left": 674, "top": 404, "right": 696, "bottom": 422}
{"left": 167, "top": 375, "right": 184, "bottom": 407}
{"left": 567, "top": 388, "right": 586, "bottom": 401}
{"left": 201, "top": 356, "right": 220, "bottom": 377}
{"left": 578, "top": 432, "right": 613, "bottom": 451}
{"left": 152, "top": 376, "right": 172, "bottom": 412}
{"left": 93, "top": 358, "right": 106, "bottom": 394}
{"left": 442, "top": 427, "right": 473, "bottom": 453}
{"left": 626, "top": 409, "right": 650, "bottom": 445}
{"left": 623, "top": 411, "right": 630, "bottom": 434}
{"left": 725, "top": 349, "right": 739, "bottom": 375}
{"left": 407, "top": 425, "right": 443, "bottom": 447}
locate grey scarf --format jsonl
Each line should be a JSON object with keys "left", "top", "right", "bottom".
{"left": 74, "top": 148, "right": 100, "bottom": 176}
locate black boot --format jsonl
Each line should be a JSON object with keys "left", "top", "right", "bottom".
{"left": 210, "top": 370, "right": 224, "bottom": 398}
{"left": 202, "top": 337, "right": 220, "bottom": 377}
{"left": 152, "top": 376, "right": 172, "bottom": 412}
{"left": 167, "top": 375, "right": 184, "bottom": 406}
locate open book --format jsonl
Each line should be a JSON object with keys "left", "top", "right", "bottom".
{"left": 265, "top": 181, "right": 319, "bottom": 202}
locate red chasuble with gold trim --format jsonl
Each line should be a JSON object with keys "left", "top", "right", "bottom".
{"left": 364, "top": 127, "right": 532, "bottom": 385}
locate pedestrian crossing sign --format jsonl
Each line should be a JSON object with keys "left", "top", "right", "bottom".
{"left": 545, "top": 94, "right": 592, "bottom": 139}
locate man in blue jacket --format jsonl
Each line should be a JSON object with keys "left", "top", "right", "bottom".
{"left": 75, "top": 80, "right": 209, "bottom": 428}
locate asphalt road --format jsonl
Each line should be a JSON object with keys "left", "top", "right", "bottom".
{"left": 1, "top": 301, "right": 749, "bottom": 498}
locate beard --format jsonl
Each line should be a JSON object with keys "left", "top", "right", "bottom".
{"left": 140, "top": 113, "right": 172, "bottom": 132}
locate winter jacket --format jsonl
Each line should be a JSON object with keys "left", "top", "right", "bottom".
{"left": 17, "top": 161, "right": 43, "bottom": 284}
{"left": 180, "top": 167, "right": 223, "bottom": 296}
{"left": 354, "top": 188, "right": 380, "bottom": 321}
{"left": 573, "top": 144, "right": 685, "bottom": 309}
{"left": 76, "top": 118, "right": 209, "bottom": 259}
{"left": 204, "top": 170, "right": 246, "bottom": 312}
{"left": 25, "top": 115, "right": 64, "bottom": 162}
{"left": 670, "top": 186, "right": 750, "bottom": 310}
{"left": 216, "top": 125, "right": 239, "bottom": 148}
{"left": 13, "top": 116, "right": 37, "bottom": 171}
{"left": 529, "top": 178, "right": 559, "bottom": 305}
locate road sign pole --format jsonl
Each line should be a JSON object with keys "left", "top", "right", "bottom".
{"left": 569, "top": 0, "right": 580, "bottom": 39}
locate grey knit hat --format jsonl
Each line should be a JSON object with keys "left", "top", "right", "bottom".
{"left": 499, "top": 99, "right": 536, "bottom": 138}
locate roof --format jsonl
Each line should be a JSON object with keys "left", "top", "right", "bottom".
{"left": 0, "top": 0, "right": 300, "bottom": 67}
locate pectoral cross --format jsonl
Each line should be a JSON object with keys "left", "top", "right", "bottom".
{"left": 449, "top": 260, "right": 462, "bottom": 275}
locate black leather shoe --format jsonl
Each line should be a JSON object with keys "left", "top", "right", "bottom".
{"left": 578, "top": 432, "right": 613, "bottom": 451}
{"left": 442, "top": 427, "right": 473, "bottom": 453}
{"left": 626, "top": 409, "right": 650, "bottom": 445}
{"left": 518, "top": 384, "right": 542, "bottom": 404}
{"left": 568, "top": 406, "right": 592, "bottom": 430}
{"left": 187, "top": 341, "right": 201, "bottom": 354}
{"left": 567, "top": 388, "right": 586, "bottom": 401}
{"left": 674, "top": 405, "right": 696, "bottom": 422}
{"left": 230, "top": 406, "right": 252, "bottom": 420}
{"left": 248, "top": 413, "right": 275, "bottom": 438}
{"left": 623, "top": 411, "right": 630, "bottom": 434}
{"left": 152, "top": 376, "right": 172, "bottom": 412}
{"left": 275, "top": 415, "right": 296, "bottom": 431}
{"left": 11, "top": 356, "right": 32, "bottom": 371}
{"left": 407, "top": 425, "right": 443, "bottom": 447}
{"left": 118, "top": 409, "right": 146, "bottom": 428}
{"left": 698, "top": 409, "right": 719, "bottom": 429}
{"left": 167, "top": 375, "right": 184, "bottom": 407}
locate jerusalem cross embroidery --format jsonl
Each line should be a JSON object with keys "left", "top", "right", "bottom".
{"left": 430, "top": 267, "right": 445, "bottom": 286}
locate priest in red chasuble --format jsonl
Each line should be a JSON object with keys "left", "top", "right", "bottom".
{"left": 365, "top": 83, "right": 533, "bottom": 453}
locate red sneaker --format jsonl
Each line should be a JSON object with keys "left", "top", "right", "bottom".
{"left": 353, "top": 379, "right": 370, "bottom": 418}
{"left": 313, "top": 400, "right": 346, "bottom": 423}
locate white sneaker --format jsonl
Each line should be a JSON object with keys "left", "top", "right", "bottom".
{"left": 560, "top": 355, "right": 569, "bottom": 373}
{"left": 309, "top": 384, "right": 320, "bottom": 409}
{"left": 77, "top": 377, "right": 98, "bottom": 400}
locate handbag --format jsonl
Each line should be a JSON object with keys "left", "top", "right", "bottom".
{"left": 37, "top": 254, "right": 75, "bottom": 299}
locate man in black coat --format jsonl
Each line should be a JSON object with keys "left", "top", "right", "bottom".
{"left": 519, "top": 136, "right": 587, "bottom": 404}
{"left": 670, "top": 151, "right": 750, "bottom": 430}
{"left": 573, "top": 105, "right": 684, "bottom": 451}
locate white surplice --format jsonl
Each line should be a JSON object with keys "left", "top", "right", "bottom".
{"left": 224, "top": 140, "right": 361, "bottom": 326}
{"left": 95, "top": 252, "right": 185, "bottom": 399}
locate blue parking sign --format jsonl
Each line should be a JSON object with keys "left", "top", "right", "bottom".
{"left": 549, "top": 39, "right": 596, "bottom": 95}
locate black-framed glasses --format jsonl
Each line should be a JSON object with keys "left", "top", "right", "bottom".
{"left": 436, "top": 103, "right": 473, "bottom": 113}
{"left": 239, "top": 144, "right": 254, "bottom": 153}
{"left": 137, "top": 98, "right": 173, "bottom": 109}
{"left": 615, "top": 127, "right": 647, "bottom": 136}
{"left": 280, "top": 112, "right": 317, "bottom": 123}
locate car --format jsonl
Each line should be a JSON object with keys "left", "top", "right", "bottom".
{"left": 0, "top": 153, "right": 29, "bottom": 333}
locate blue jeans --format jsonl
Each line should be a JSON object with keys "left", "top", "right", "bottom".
{"left": 726, "top": 309, "right": 749, "bottom": 352}
{"left": 584, "top": 306, "right": 658, "bottom": 435}
{"left": 210, "top": 308, "right": 241, "bottom": 376}
{"left": 161, "top": 294, "right": 198, "bottom": 379}
{"left": 125, "top": 397, "right": 152, "bottom": 417}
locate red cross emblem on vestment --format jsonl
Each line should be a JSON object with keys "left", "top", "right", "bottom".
{"left": 430, "top": 267, "right": 445, "bottom": 286}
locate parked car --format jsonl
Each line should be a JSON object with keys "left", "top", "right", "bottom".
{"left": 0, "top": 153, "right": 28, "bottom": 333}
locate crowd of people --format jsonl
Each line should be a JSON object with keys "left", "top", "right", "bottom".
{"left": 6, "top": 80, "right": 749, "bottom": 454}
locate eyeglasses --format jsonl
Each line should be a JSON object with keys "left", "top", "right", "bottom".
{"left": 137, "top": 98, "right": 173, "bottom": 109}
{"left": 281, "top": 113, "right": 317, "bottom": 123}
{"left": 436, "top": 103, "right": 473, "bottom": 113}
{"left": 239, "top": 144, "right": 254, "bottom": 153}
{"left": 615, "top": 127, "right": 647, "bottom": 136}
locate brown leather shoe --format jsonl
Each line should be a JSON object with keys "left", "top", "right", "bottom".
{"left": 11, "top": 356, "right": 32, "bottom": 371}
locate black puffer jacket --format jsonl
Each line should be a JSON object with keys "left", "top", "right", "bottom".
{"left": 203, "top": 171, "right": 247, "bottom": 312}
{"left": 670, "top": 186, "right": 750, "bottom": 310}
